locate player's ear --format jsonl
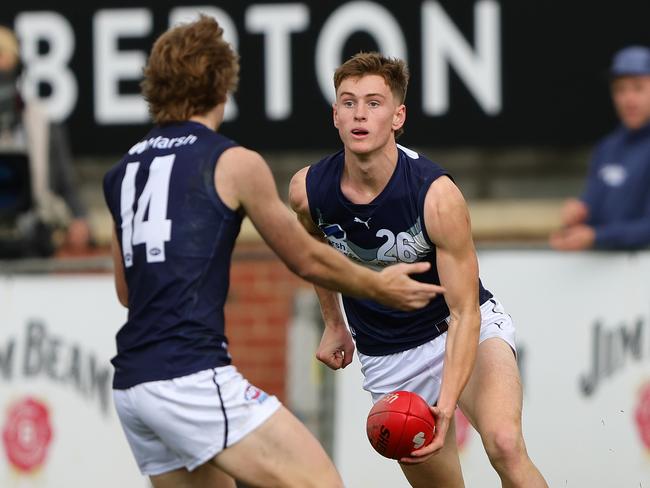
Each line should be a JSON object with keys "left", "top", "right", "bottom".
{"left": 392, "top": 104, "right": 406, "bottom": 131}
{"left": 333, "top": 102, "right": 339, "bottom": 128}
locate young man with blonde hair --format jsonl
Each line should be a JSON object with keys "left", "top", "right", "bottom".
{"left": 290, "top": 52, "right": 548, "bottom": 487}
{"left": 103, "top": 19, "right": 443, "bottom": 488}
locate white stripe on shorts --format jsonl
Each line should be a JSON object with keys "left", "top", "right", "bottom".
{"left": 113, "top": 365, "right": 281, "bottom": 476}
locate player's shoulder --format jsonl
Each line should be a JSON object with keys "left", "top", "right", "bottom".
{"left": 288, "top": 166, "right": 311, "bottom": 213}
{"left": 220, "top": 145, "right": 263, "bottom": 162}
{"left": 298, "top": 150, "right": 342, "bottom": 197}
{"left": 424, "top": 174, "right": 466, "bottom": 219}
{"left": 288, "top": 150, "right": 342, "bottom": 212}
{"left": 309, "top": 149, "right": 344, "bottom": 174}
{"left": 217, "top": 145, "right": 267, "bottom": 176}
{"left": 290, "top": 165, "right": 310, "bottom": 186}
{"left": 102, "top": 156, "right": 128, "bottom": 192}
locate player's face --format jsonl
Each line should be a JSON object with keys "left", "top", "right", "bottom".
{"left": 333, "top": 75, "right": 405, "bottom": 156}
{"left": 611, "top": 75, "right": 650, "bottom": 130}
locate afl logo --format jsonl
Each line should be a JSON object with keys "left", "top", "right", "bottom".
{"left": 635, "top": 381, "right": 650, "bottom": 450}
{"left": 2, "top": 397, "right": 53, "bottom": 472}
{"left": 149, "top": 248, "right": 162, "bottom": 256}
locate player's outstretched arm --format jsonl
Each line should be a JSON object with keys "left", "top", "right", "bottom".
{"left": 400, "top": 176, "right": 481, "bottom": 464}
{"left": 216, "top": 148, "right": 443, "bottom": 311}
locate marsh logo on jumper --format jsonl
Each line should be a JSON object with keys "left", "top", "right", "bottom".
{"left": 128, "top": 134, "right": 198, "bottom": 155}
{"left": 318, "top": 222, "right": 349, "bottom": 255}
{"left": 244, "top": 385, "right": 269, "bottom": 404}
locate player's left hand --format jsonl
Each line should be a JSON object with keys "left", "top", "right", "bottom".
{"left": 398, "top": 405, "right": 452, "bottom": 465}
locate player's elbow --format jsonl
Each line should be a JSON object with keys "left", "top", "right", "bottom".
{"left": 289, "top": 249, "right": 323, "bottom": 284}
{"left": 292, "top": 260, "right": 319, "bottom": 283}
{"left": 115, "top": 283, "right": 129, "bottom": 308}
{"left": 117, "top": 292, "right": 129, "bottom": 308}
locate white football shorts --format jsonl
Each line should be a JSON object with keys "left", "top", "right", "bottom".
{"left": 113, "top": 365, "right": 281, "bottom": 476}
{"left": 358, "top": 297, "right": 517, "bottom": 405}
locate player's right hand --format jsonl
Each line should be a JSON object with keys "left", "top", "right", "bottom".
{"left": 399, "top": 404, "right": 451, "bottom": 464}
{"left": 375, "top": 262, "right": 445, "bottom": 311}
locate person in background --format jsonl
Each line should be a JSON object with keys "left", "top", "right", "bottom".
{"left": 0, "top": 25, "right": 91, "bottom": 258}
{"left": 550, "top": 45, "right": 650, "bottom": 251}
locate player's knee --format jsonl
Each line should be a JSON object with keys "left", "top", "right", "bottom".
{"left": 483, "top": 427, "right": 526, "bottom": 469}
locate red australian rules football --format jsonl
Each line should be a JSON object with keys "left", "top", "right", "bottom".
{"left": 366, "top": 390, "right": 436, "bottom": 460}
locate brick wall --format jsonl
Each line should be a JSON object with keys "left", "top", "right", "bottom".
{"left": 225, "top": 242, "right": 307, "bottom": 403}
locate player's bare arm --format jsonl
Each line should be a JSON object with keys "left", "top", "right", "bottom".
{"left": 401, "top": 176, "right": 481, "bottom": 464}
{"left": 111, "top": 227, "right": 129, "bottom": 307}
{"left": 216, "top": 147, "right": 442, "bottom": 310}
{"left": 289, "top": 168, "right": 355, "bottom": 370}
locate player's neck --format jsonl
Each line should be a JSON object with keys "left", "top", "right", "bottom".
{"left": 189, "top": 104, "right": 225, "bottom": 131}
{"left": 341, "top": 143, "right": 398, "bottom": 204}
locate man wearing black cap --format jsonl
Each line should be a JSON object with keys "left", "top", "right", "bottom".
{"left": 550, "top": 45, "right": 650, "bottom": 250}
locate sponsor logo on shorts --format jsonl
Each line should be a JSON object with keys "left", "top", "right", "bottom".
{"left": 244, "top": 385, "right": 269, "bottom": 404}
{"left": 381, "top": 392, "right": 400, "bottom": 404}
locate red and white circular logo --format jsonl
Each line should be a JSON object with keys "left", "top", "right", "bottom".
{"left": 635, "top": 381, "right": 650, "bottom": 450}
{"left": 2, "top": 397, "right": 53, "bottom": 472}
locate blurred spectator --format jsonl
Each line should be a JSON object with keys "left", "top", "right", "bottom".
{"left": 0, "top": 24, "right": 91, "bottom": 258}
{"left": 550, "top": 46, "right": 650, "bottom": 251}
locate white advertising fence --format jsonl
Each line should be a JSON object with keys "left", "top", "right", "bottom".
{"left": 2, "top": 251, "right": 650, "bottom": 487}
{"left": 0, "top": 274, "right": 146, "bottom": 488}
{"left": 333, "top": 250, "right": 650, "bottom": 487}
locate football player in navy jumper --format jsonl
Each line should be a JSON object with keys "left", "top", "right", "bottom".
{"left": 290, "top": 52, "right": 548, "bottom": 487}
{"left": 103, "top": 19, "right": 444, "bottom": 488}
